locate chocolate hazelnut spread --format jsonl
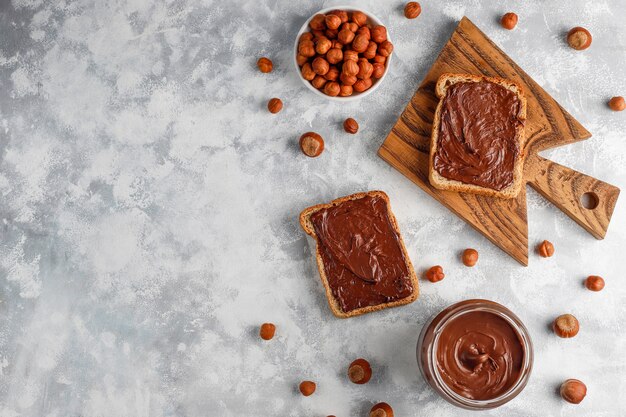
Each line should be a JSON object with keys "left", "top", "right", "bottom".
{"left": 310, "top": 195, "right": 413, "bottom": 312}
{"left": 433, "top": 81, "right": 523, "bottom": 191}
{"left": 436, "top": 310, "right": 524, "bottom": 400}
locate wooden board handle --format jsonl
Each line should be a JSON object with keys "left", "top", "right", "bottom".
{"left": 525, "top": 154, "right": 620, "bottom": 239}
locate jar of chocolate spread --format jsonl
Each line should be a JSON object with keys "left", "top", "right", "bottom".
{"left": 417, "top": 299, "right": 533, "bottom": 409}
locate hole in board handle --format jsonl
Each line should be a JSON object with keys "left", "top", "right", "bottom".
{"left": 580, "top": 192, "right": 599, "bottom": 210}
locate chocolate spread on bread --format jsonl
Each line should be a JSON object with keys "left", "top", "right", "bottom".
{"left": 436, "top": 310, "right": 524, "bottom": 400}
{"left": 433, "top": 81, "right": 523, "bottom": 191}
{"left": 310, "top": 195, "right": 413, "bottom": 312}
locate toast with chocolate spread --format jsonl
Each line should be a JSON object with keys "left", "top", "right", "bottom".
{"left": 299, "top": 191, "right": 419, "bottom": 318}
{"left": 429, "top": 73, "right": 527, "bottom": 199}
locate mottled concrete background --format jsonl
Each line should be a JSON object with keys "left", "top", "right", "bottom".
{"left": 0, "top": 0, "right": 625, "bottom": 416}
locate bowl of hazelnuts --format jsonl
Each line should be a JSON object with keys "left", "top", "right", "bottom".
{"left": 294, "top": 6, "right": 393, "bottom": 101}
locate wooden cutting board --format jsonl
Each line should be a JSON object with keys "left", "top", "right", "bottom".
{"left": 378, "top": 17, "right": 620, "bottom": 266}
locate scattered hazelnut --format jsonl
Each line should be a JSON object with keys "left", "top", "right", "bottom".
{"left": 301, "top": 63, "right": 315, "bottom": 81}
{"left": 371, "top": 25, "right": 387, "bottom": 43}
{"left": 309, "top": 14, "right": 326, "bottom": 31}
{"left": 348, "top": 358, "right": 372, "bottom": 384}
{"left": 299, "top": 132, "right": 324, "bottom": 158}
{"left": 299, "top": 380, "right": 316, "bottom": 396}
{"left": 324, "top": 66, "right": 339, "bottom": 81}
{"left": 323, "top": 81, "right": 341, "bottom": 97}
{"left": 370, "top": 402, "right": 394, "bottom": 417}
{"left": 315, "top": 37, "right": 332, "bottom": 55}
{"left": 339, "top": 84, "right": 353, "bottom": 97}
{"left": 585, "top": 275, "right": 605, "bottom": 291}
{"left": 372, "top": 62, "right": 386, "bottom": 79}
{"left": 537, "top": 240, "right": 554, "bottom": 257}
{"left": 425, "top": 265, "right": 445, "bottom": 283}
{"left": 267, "top": 98, "right": 283, "bottom": 114}
{"left": 353, "top": 78, "right": 372, "bottom": 93}
{"left": 351, "top": 11, "right": 367, "bottom": 27}
{"left": 404, "top": 2, "right": 422, "bottom": 19}
{"left": 501, "top": 12, "right": 518, "bottom": 30}
{"left": 325, "top": 14, "right": 342, "bottom": 30}
{"left": 257, "top": 57, "right": 273, "bottom": 73}
{"left": 609, "top": 96, "right": 625, "bottom": 111}
{"left": 340, "top": 72, "right": 357, "bottom": 86}
{"left": 326, "top": 48, "right": 343, "bottom": 64}
{"left": 352, "top": 34, "right": 370, "bottom": 53}
{"left": 299, "top": 40, "right": 316, "bottom": 57}
{"left": 329, "top": 10, "right": 348, "bottom": 24}
{"left": 337, "top": 28, "right": 355, "bottom": 44}
{"left": 553, "top": 314, "right": 580, "bottom": 338}
{"left": 311, "top": 75, "right": 327, "bottom": 89}
{"left": 343, "top": 118, "right": 359, "bottom": 134}
{"left": 567, "top": 27, "right": 592, "bottom": 50}
{"left": 378, "top": 40, "right": 394, "bottom": 57}
{"left": 462, "top": 248, "right": 479, "bottom": 267}
{"left": 560, "top": 379, "right": 587, "bottom": 404}
{"left": 342, "top": 60, "right": 359, "bottom": 77}
{"left": 259, "top": 323, "right": 275, "bottom": 340}
{"left": 312, "top": 57, "right": 330, "bottom": 75}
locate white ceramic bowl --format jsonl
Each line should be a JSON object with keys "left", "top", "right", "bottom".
{"left": 293, "top": 6, "right": 392, "bottom": 102}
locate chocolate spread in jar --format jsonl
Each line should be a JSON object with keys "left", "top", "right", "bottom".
{"left": 310, "top": 195, "right": 413, "bottom": 313}
{"left": 436, "top": 310, "right": 524, "bottom": 400}
{"left": 433, "top": 81, "right": 523, "bottom": 191}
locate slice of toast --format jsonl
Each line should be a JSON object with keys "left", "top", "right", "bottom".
{"left": 428, "top": 73, "right": 527, "bottom": 199}
{"left": 299, "top": 191, "right": 419, "bottom": 318}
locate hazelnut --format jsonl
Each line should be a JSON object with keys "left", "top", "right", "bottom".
{"left": 331, "top": 40, "right": 344, "bottom": 50}
{"left": 337, "top": 28, "right": 355, "bottom": 44}
{"left": 257, "top": 57, "right": 273, "bottom": 73}
{"left": 342, "top": 60, "right": 359, "bottom": 77}
{"left": 357, "top": 26, "right": 371, "bottom": 40}
{"left": 585, "top": 275, "right": 605, "bottom": 292}
{"left": 353, "top": 78, "right": 372, "bottom": 93}
{"left": 299, "top": 380, "right": 316, "bottom": 396}
{"left": 325, "top": 14, "right": 342, "bottom": 30}
{"left": 567, "top": 27, "right": 592, "bottom": 50}
{"left": 339, "top": 84, "right": 353, "bottom": 97}
{"left": 343, "top": 118, "right": 359, "bottom": 134}
{"left": 301, "top": 63, "right": 315, "bottom": 81}
{"left": 299, "top": 32, "right": 314, "bottom": 44}
{"left": 372, "top": 62, "right": 386, "bottom": 79}
{"left": 329, "top": 10, "right": 348, "bottom": 24}
{"left": 300, "top": 132, "right": 324, "bottom": 158}
{"left": 299, "top": 40, "right": 316, "bottom": 57}
{"left": 404, "top": 2, "right": 421, "bottom": 19}
{"left": 378, "top": 40, "right": 394, "bottom": 57}
{"left": 609, "top": 96, "right": 625, "bottom": 111}
{"left": 323, "top": 81, "right": 341, "bottom": 97}
{"left": 352, "top": 34, "right": 370, "bottom": 52}
{"left": 324, "top": 66, "right": 339, "bottom": 81}
{"left": 311, "top": 75, "right": 327, "bottom": 89}
{"left": 501, "top": 12, "right": 518, "bottom": 30}
{"left": 356, "top": 59, "right": 373, "bottom": 79}
{"left": 259, "top": 323, "right": 276, "bottom": 340}
{"left": 371, "top": 25, "right": 387, "bottom": 43}
{"left": 326, "top": 48, "right": 343, "bottom": 64}
{"left": 373, "top": 54, "right": 386, "bottom": 64}
{"left": 296, "top": 54, "right": 308, "bottom": 67}
{"left": 370, "top": 402, "right": 394, "bottom": 417}
{"left": 267, "top": 98, "right": 283, "bottom": 114}
{"left": 348, "top": 358, "right": 372, "bottom": 384}
{"left": 325, "top": 29, "right": 338, "bottom": 40}
{"left": 309, "top": 14, "right": 326, "bottom": 31}
{"left": 343, "top": 50, "right": 359, "bottom": 62}
{"left": 340, "top": 72, "right": 357, "bottom": 86}
{"left": 425, "top": 265, "right": 445, "bottom": 283}
{"left": 312, "top": 57, "right": 330, "bottom": 75}
{"left": 537, "top": 240, "right": 554, "bottom": 257}
{"left": 560, "top": 379, "right": 587, "bottom": 404}
{"left": 553, "top": 314, "right": 580, "bottom": 338}
{"left": 351, "top": 11, "right": 367, "bottom": 27}
{"left": 311, "top": 29, "right": 325, "bottom": 38}
{"left": 347, "top": 22, "right": 359, "bottom": 32}
{"left": 315, "top": 37, "right": 332, "bottom": 55}
{"left": 363, "top": 41, "right": 378, "bottom": 59}
{"left": 462, "top": 248, "right": 479, "bottom": 267}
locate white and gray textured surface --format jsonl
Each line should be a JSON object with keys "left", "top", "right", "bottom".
{"left": 0, "top": 0, "right": 625, "bottom": 416}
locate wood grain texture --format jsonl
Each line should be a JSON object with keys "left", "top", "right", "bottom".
{"left": 378, "top": 17, "right": 620, "bottom": 265}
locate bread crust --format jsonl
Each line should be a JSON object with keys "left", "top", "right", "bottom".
{"left": 299, "top": 191, "right": 419, "bottom": 318}
{"left": 428, "top": 73, "right": 527, "bottom": 199}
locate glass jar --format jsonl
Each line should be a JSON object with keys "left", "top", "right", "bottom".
{"left": 417, "top": 299, "right": 533, "bottom": 410}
